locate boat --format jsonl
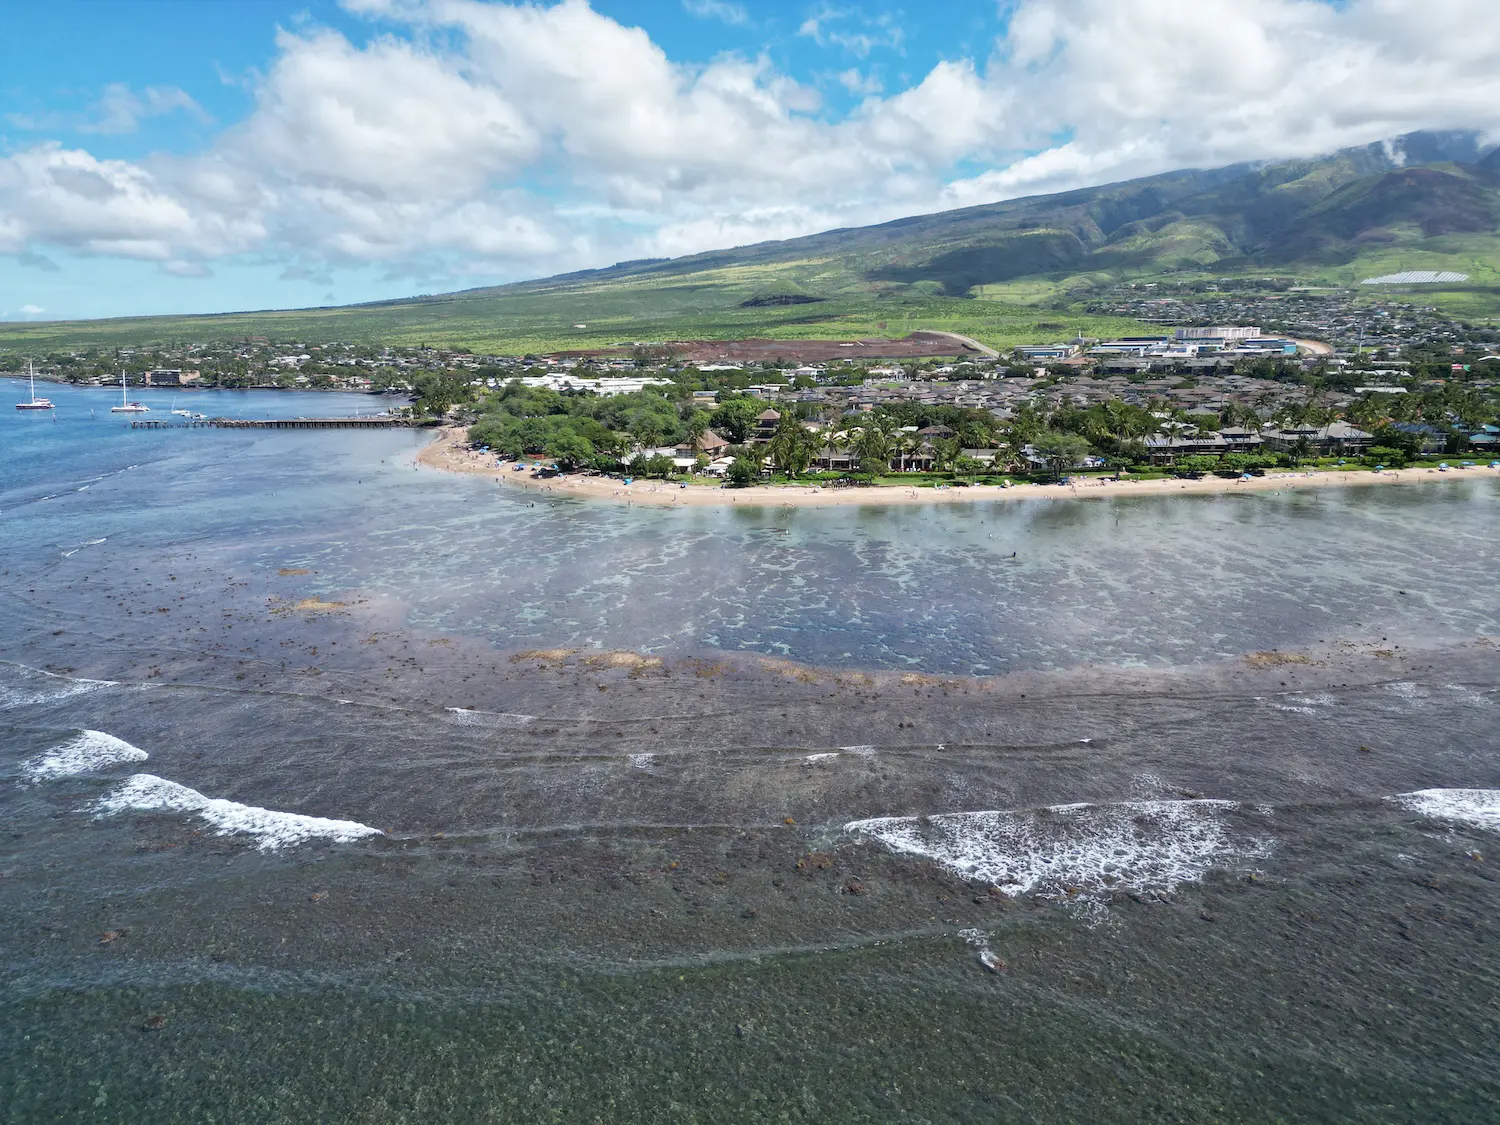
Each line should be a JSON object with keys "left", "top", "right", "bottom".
{"left": 14, "top": 360, "right": 54, "bottom": 411}
{"left": 110, "top": 370, "right": 149, "bottom": 414}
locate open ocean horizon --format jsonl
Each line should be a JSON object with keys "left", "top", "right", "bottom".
{"left": 3, "top": 379, "right": 1498, "bottom": 1122}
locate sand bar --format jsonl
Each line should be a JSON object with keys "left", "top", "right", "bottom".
{"left": 416, "top": 426, "right": 1496, "bottom": 508}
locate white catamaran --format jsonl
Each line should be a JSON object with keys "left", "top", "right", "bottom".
{"left": 14, "top": 360, "right": 54, "bottom": 411}
{"left": 110, "top": 370, "right": 149, "bottom": 414}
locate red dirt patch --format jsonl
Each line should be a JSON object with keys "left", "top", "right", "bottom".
{"left": 552, "top": 332, "right": 980, "bottom": 363}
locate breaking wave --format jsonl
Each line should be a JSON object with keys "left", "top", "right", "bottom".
{"left": 92, "top": 774, "right": 382, "bottom": 851}
{"left": 22, "top": 730, "right": 148, "bottom": 782}
{"left": 847, "top": 799, "right": 1268, "bottom": 897}
{"left": 0, "top": 671, "right": 119, "bottom": 711}
{"left": 1390, "top": 789, "right": 1500, "bottom": 833}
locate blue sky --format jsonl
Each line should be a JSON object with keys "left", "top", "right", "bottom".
{"left": 2, "top": 0, "right": 1496, "bottom": 321}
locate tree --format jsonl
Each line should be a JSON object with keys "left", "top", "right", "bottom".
{"left": 952, "top": 455, "right": 988, "bottom": 480}
{"left": 1172, "top": 454, "right": 1222, "bottom": 477}
{"left": 766, "top": 416, "right": 821, "bottom": 476}
{"left": 894, "top": 431, "right": 920, "bottom": 473}
{"left": 710, "top": 398, "right": 760, "bottom": 444}
{"left": 930, "top": 438, "right": 960, "bottom": 473}
{"left": 727, "top": 454, "right": 760, "bottom": 486}
{"left": 1031, "top": 430, "right": 1091, "bottom": 479}
{"left": 851, "top": 422, "right": 891, "bottom": 476}
{"left": 545, "top": 432, "right": 594, "bottom": 471}
{"left": 1364, "top": 444, "right": 1408, "bottom": 468}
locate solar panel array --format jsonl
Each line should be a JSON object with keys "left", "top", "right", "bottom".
{"left": 1360, "top": 271, "right": 1470, "bottom": 285}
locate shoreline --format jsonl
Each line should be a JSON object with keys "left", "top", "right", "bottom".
{"left": 415, "top": 426, "right": 1495, "bottom": 508}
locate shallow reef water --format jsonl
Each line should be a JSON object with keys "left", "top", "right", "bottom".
{"left": 2, "top": 381, "right": 1499, "bottom": 1121}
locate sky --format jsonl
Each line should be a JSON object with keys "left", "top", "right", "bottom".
{"left": 2, "top": 0, "right": 1499, "bottom": 321}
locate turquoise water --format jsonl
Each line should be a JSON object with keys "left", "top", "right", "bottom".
{"left": 5, "top": 379, "right": 1498, "bottom": 673}
{"left": 3, "top": 377, "right": 1500, "bottom": 1122}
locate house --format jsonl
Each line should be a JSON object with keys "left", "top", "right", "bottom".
{"left": 754, "top": 408, "right": 782, "bottom": 437}
{"left": 146, "top": 369, "right": 202, "bottom": 386}
{"left": 1143, "top": 433, "right": 1234, "bottom": 465}
{"left": 1464, "top": 424, "right": 1499, "bottom": 452}
{"left": 1262, "top": 422, "right": 1374, "bottom": 454}
{"left": 816, "top": 445, "right": 855, "bottom": 472}
{"left": 1014, "top": 344, "right": 1078, "bottom": 361}
{"left": 679, "top": 429, "right": 731, "bottom": 457}
{"left": 1383, "top": 422, "right": 1445, "bottom": 454}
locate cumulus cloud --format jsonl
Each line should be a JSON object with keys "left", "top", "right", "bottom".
{"left": 1, "top": 0, "right": 1499, "bottom": 292}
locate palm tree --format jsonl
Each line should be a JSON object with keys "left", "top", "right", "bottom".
{"left": 931, "top": 438, "right": 960, "bottom": 473}
{"left": 824, "top": 427, "right": 850, "bottom": 472}
{"left": 852, "top": 421, "right": 891, "bottom": 477}
{"left": 895, "top": 431, "right": 920, "bottom": 473}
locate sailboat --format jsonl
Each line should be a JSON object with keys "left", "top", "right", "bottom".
{"left": 14, "top": 360, "right": 54, "bottom": 411}
{"left": 110, "top": 370, "right": 149, "bottom": 414}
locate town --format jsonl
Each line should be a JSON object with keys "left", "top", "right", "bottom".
{"left": 7, "top": 289, "right": 1499, "bottom": 482}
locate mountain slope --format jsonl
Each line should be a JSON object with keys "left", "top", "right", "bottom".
{"left": 426, "top": 129, "right": 1498, "bottom": 307}
{"left": 2, "top": 131, "right": 1497, "bottom": 353}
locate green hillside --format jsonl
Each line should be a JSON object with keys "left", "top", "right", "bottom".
{"left": 4, "top": 130, "right": 1499, "bottom": 353}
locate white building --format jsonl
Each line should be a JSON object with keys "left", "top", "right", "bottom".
{"left": 1174, "top": 326, "right": 1261, "bottom": 341}
{"left": 516, "top": 374, "right": 672, "bottom": 396}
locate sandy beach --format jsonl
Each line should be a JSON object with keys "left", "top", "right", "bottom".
{"left": 416, "top": 426, "right": 1495, "bottom": 508}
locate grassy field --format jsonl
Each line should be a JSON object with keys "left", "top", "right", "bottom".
{"left": 0, "top": 284, "right": 1158, "bottom": 356}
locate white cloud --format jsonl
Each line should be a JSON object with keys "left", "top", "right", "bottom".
{"left": 20, "top": 304, "right": 45, "bottom": 315}
{"left": 0, "top": 144, "right": 259, "bottom": 260}
{"left": 81, "top": 84, "right": 210, "bottom": 135}
{"left": 230, "top": 28, "right": 537, "bottom": 197}
{"left": 2, "top": 0, "right": 1499, "bottom": 296}
{"left": 798, "top": 5, "right": 905, "bottom": 57}
{"left": 683, "top": 0, "right": 748, "bottom": 26}
{"left": 836, "top": 68, "right": 882, "bottom": 96}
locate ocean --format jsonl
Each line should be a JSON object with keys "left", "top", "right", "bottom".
{"left": 2, "top": 378, "right": 1498, "bottom": 1122}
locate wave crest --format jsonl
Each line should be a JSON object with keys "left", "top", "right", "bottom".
{"left": 1391, "top": 788, "right": 1500, "bottom": 833}
{"left": 92, "top": 774, "right": 382, "bottom": 851}
{"left": 22, "top": 730, "right": 148, "bottom": 781}
{"left": 847, "top": 799, "right": 1267, "bottom": 897}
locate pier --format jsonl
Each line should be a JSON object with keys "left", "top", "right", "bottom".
{"left": 131, "top": 416, "right": 412, "bottom": 430}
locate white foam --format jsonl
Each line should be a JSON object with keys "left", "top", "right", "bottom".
{"left": 628, "top": 753, "right": 654, "bottom": 769}
{"left": 840, "top": 745, "right": 877, "bottom": 757}
{"left": 804, "top": 752, "right": 840, "bottom": 763}
{"left": 1269, "top": 691, "right": 1336, "bottom": 715}
{"left": 847, "top": 800, "right": 1266, "bottom": 898}
{"left": 1390, "top": 789, "right": 1500, "bottom": 833}
{"left": 445, "top": 707, "right": 534, "bottom": 727}
{"left": 92, "top": 774, "right": 382, "bottom": 851}
{"left": 0, "top": 673, "right": 118, "bottom": 710}
{"left": 23, "top": 730, "right": 148, "bottom": 781}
